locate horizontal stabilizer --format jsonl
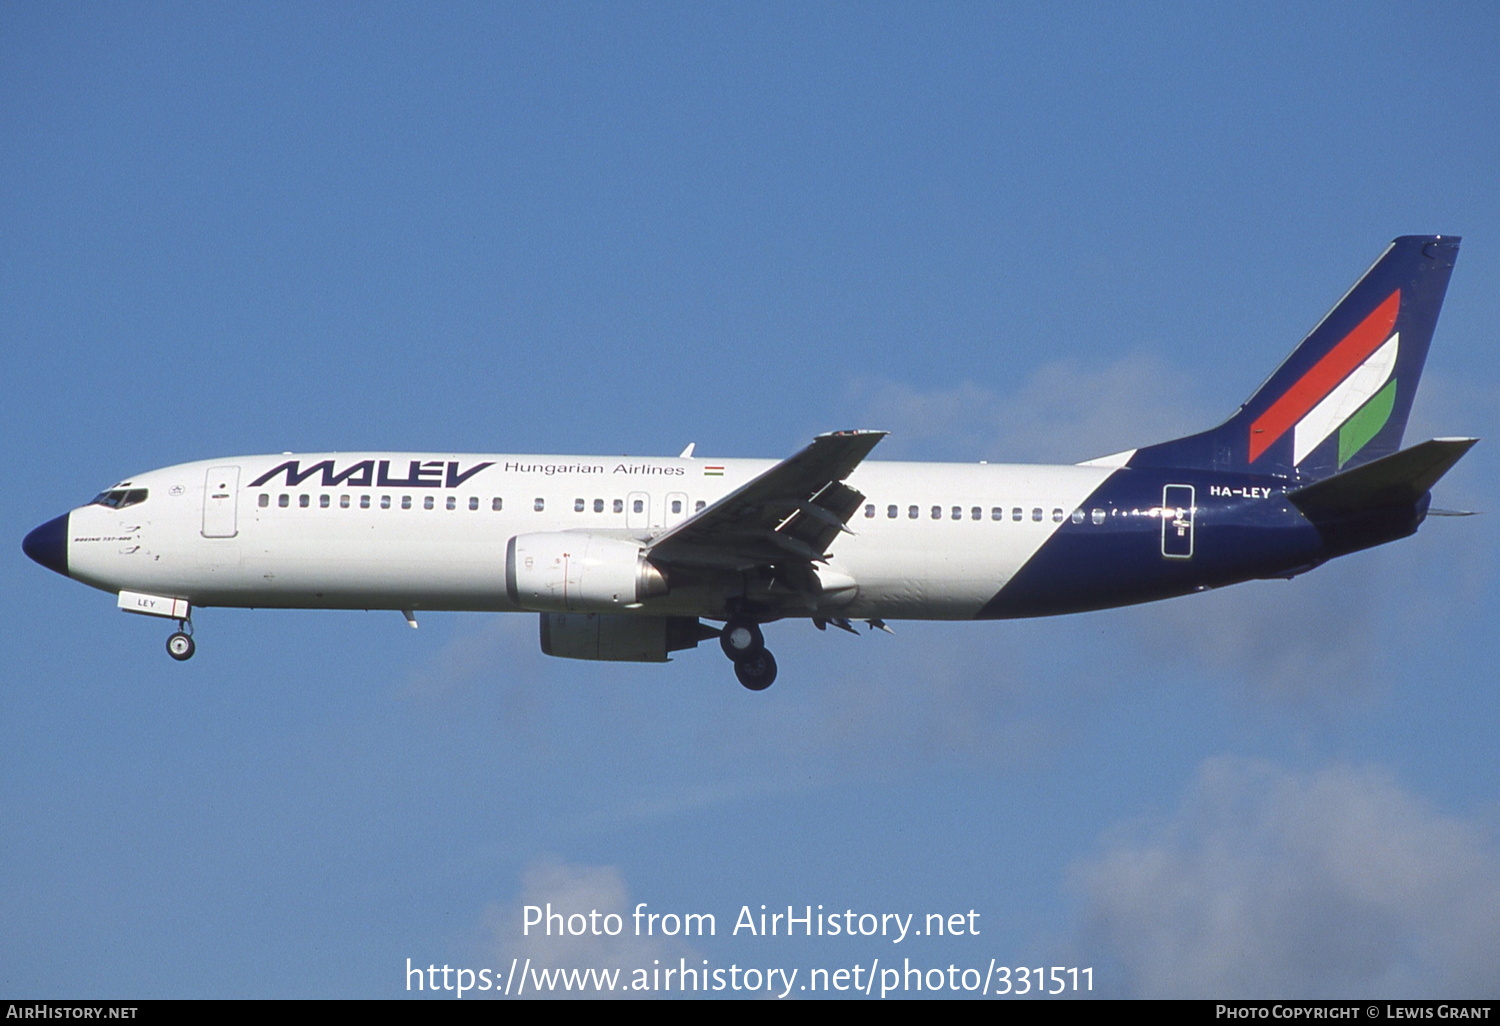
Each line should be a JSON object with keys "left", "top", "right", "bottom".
{"left": 1287, "top": 437, "right": 1477, "bottom": 518}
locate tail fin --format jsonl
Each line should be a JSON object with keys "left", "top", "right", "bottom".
{"left": 1129, "top": 235, "right": 1460, "bottom": 481}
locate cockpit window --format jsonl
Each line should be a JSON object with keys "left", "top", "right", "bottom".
{"left": 90, "top": 488, "right": 148, "bottom": 509}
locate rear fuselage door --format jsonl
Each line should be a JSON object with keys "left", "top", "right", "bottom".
{"left": 202, "top": 466, "right": 240, "bottom": 538}
{"left": 1161, "top": 484, "right": 1194, "bottom": 559}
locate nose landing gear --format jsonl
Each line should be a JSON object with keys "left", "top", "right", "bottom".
{"left": 166, "top": 620, "right": 195, "bottom": 661}
{"left": 720, "top": 619, "right": 776, "bottom": 690}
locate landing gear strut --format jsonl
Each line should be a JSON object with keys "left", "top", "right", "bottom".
{"left": 720, "top": 618, "right": 776, "bottom": 690}
{"left": 166, "top": 620, "right": 195, "bottom": 661}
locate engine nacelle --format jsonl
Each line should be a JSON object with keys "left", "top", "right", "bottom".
{"left": 506, "top": 532, "right": 669, "bottom": 612}
{"left": 539, "top": 612, "right": 710, "bottom": 662}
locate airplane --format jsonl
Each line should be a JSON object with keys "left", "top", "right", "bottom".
{"left": 23, "top": 235, "right": 1476, "bottom": 691}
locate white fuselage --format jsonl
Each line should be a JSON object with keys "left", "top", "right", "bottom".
{"left": 64, "top": 451, "right": 1120, "bottom": 622}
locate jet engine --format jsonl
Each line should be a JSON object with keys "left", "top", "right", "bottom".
{"left": 505, "top": 532, "right": 669, "bottom": 612}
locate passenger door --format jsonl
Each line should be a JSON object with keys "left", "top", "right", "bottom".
{"left": 202, "top": 466, "right": 240, "bottom": 538}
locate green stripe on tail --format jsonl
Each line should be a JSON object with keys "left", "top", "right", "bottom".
{"left": 1338, "top": 378, "right": 1398, "bottom": 468}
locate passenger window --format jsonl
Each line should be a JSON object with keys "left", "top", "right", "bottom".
{"left": 574, "top": 498, "right": 585, "bottom": 512}
{"left": 1012, "top": 507, "right": 1022, "bottom": 521}
{"left": 951, "top": 506, "right": 961, "bottom": 520}
{"left": 633, "top": 499, "right": 644, "bottom": 514}
{"left": 931, "top": 506, "right": 942, "bottom": 520}
{"left": 594, "top": 499, "right": 604, "bottom": 513}
{"left": 446, "top": 496, "right": 455, "bottom": 510}
{"left": 864, "top": 504, "right": 875, "bottom": 518}
{"left": 279, "top": 494, "right": 289, "bottom": 508}
{"left": 534, "top": 498, "right": 545, "bottom": 512}
{"left": 614, "top": 499, "right": 624, "bottom": 513}
{"left": 469, "top": 496, "right": 479, "bottom": 510}
{"left": 299, "top": 494, "right": 310, "bottom": 508}
{"left": 1031, "top": 507, "right": 1042, "bottom": 522}
{"left": 671, "top": 499, "right": 683, "bottom": 514}
{"left": 888, "top": 505, "right": 898, "bottom": 519}
{"left": 908, "top": 505, "right": 919, "bottom": 519}
{"left": 971, "top": 507, "right": 981, "bottom": 521}
{"left": 319, "top": 494, "right": 330, "bottom": 508}
{"left": 695, "top": 500, "right": 706, "bottom": 512}
{"left": 361, "top": 495, "right": 371, "bottom": 509}
{"left": 991, "top": 507, "right": 1002, "bottom": 521}
{"left": 381, "top": 495, "right": 391, "bottom": 509}
{"left": 258, "top": 494, "right": 269, "bottom": 508}
{"left": 1052, "top": 508, "right": 1063, "bottom": 522}
{"left": 1091, "top": 509, "right": 1105, "bottom": 525}
{"left": 341, "top": 494, "right": 351, "bottom": 509}
{"left": 1071, "top": 509, "right": 1084, "bottom": 524}
{"left": 424, "top": 496, "right": 435, "bottom": 510}
{"left": 402, "top": 496, "right": 412, "bottom": 510}
{"left": 492, "top": 497, "right": 503, "bottom": 511}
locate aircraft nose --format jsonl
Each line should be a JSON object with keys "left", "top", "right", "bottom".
{"left": 22, "top": 513, "right": 70, "bottom": 577}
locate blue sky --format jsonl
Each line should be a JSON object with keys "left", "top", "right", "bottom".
{"left": 4, "top": 2, "right": 1499, "bottom": 999}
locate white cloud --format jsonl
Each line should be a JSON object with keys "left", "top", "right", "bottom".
{"left": 1073, "top": 757, "right": 1500, "bottom": 997}
{"left": 841, "top": 351, "right": 1215, "bottom": 463}
{"left": 1117, "top": 563, "right": 1384, "bottom": 707}
{"left": 403, "top": 614, "right": 551, "bottom": 699}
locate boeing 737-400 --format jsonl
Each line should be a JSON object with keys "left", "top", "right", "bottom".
{"left": 23, "top": 236, "right": 1475, "bottom": 689}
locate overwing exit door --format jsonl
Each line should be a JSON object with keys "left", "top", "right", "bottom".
{"left": 626, "top": 491, "right": 650, "bottom": 531}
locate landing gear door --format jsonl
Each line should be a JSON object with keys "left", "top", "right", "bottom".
{"left": 202, "top": 466, "right": 240, "bottom": 538}
{"left": 1161, "top": 484, "right": 1194, "bottom": 559}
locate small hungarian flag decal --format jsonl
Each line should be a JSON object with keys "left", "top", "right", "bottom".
{"left": 704, "top": 466, "right": 725, "bottom": 477}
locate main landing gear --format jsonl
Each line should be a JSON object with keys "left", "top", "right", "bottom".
{"left": 166, "top": 620, "right": 195, "bottom": 661}
{"left": 734, "top": 650, "right": 778, "bottom": 691}
{"left": 719, "top": 619, "right": 777, "bottom": 691}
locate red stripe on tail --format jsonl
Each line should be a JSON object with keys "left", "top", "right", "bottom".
{"left": 1248, "top": 289, "right": 1400, "bottom": 463}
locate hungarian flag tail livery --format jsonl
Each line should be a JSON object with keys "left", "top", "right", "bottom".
{"left": 1128, "top": 235, "right": 1460, "bottom": 482}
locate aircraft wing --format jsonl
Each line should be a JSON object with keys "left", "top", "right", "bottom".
{"left": 645, "top": 430, "right": 887, "bottom": 571}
